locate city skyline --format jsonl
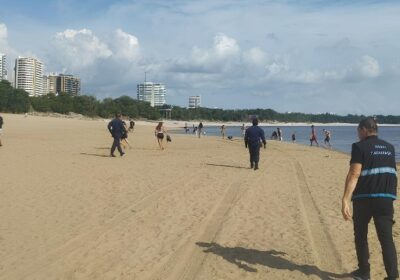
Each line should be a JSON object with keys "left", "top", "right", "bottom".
{"left": 1, "top": 0, "right": 400, "bottom": 114}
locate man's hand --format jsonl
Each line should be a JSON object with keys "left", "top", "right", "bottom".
{"left": 341, "top": 199, "right": 352, "bottom": 221}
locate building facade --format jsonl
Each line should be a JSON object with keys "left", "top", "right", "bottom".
{"left": 137, "top": 82, "right": 166, "bottom": 107}
{"left": 0, "top": 53, "right": 7, "bottom": 81}
{"left": 14, "top": 57, "right": 43, "bottom": 97}
{"left": 46, "top": 73, "right": 81, "bottom": 95}
{"left": 188, "top": 95, "right": 201, "bottom": 108}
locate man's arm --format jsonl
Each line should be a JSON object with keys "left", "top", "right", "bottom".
{"left": 260, "top": 129, "right": 266, "bottom": 149}
{"left": 341, "top": 163, "right": 362, "bottom": 220}
{"left": 107, "top": 121, "right": 113, "bottom": 135}
{"left": 244, "top": 130, "right": 248, "bottom": 148}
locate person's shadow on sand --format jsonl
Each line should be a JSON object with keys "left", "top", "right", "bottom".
{"left": 196, "top": 242, "right": 350, "bottom": 280}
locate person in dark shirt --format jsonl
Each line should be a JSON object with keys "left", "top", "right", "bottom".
{"left": 342, "top": 117, "right": 398, "bottom": 280}
{"left": 107, "top": 113, "right": 126, "bottom": 157}
{"left": 0, "top": 114, "right": 3, "bottom": 147}
{"left": 244, "top": 118, "right": 266, "bottom": 170}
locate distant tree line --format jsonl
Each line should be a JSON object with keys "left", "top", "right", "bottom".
{"left": 1, "top": 80, "right": 399, "bottom": 123}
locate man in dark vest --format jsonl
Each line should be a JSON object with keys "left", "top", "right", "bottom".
{"left": 342, "top": 117, "right": 398, "bottom": 280}
{"left": 244, "top": 118, "right": 266, "bottom": 170}
{"left": 107, "top": 113, "right": 126, "bottom": 157}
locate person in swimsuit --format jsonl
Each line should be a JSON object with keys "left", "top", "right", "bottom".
{"left": 155, "top": 122, "right": 167, "bottom": 150}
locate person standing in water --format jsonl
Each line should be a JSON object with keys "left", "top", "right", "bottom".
{"left": 323, "top": 129, "right": 332, "bottom": 148}
{"left": 198, "top": 121, "right": 204, "bottom": 138}
{"left": 310, "top": 125, "right": 319, "bottom": 146}
{"left": 244, "top": 118, "right": 266, "bottom": 170}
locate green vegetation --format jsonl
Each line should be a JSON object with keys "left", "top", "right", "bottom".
{"left": 0, "top": 80, "right": 399, "bottom": 123}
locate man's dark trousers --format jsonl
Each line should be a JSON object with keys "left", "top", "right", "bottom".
{"left": 353, "top": 198, "right": 398, "bottom": 279}
{"left": 248, "top": 144, "right": 260, "bottom": 165}
{"left": 111, "top": 137, "right": 123, "bottom": 156}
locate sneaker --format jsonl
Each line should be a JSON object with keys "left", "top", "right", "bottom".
{"left": 120, "top": 152, "right": 125, "bottom": 157}
{"left": 110, "top": 154, "right": 116, "bottom": 157}
{"left": 350, "top": 269, "right": 370, "bottom": 280}
{"left": 254, "top": 163, "right": 259, "bottom": 170}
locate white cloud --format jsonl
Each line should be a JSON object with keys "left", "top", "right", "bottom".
{"left": 110, "top": 29, "right": 140, "bottom": 62}
{"left": 242, "top": 47, "right": 268, "bottom": 66}
{"left": 358, "top": 55, "right": 380, "bottom": 78}
{"left": 213, "top": 33, "right": 240, "bottom": 57}
{"left": 53, "top": 29, "right": 112, "bottom": 70}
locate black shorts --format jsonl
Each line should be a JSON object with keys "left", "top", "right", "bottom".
{"left": 157, "top": 133, "right": 164, "bottom": 139}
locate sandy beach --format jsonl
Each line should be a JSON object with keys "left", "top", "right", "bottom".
{"left": 0, "top": 113, "right": 398, "bottom": 280}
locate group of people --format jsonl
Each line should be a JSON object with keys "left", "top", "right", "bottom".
{"left": 1, "top": 112, "right": 398, "bottom": 279}
{"left": 183, "top": 122, "right": 204, "bottom": 138}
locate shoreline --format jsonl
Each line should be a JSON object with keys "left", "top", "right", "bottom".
{"left": 17, "top": 112, "right": 400, "bottom": 128}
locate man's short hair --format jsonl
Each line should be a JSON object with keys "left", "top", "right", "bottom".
{"left": 116, "top": 113, "right": 122, "bottom": 118}
{"left": 252, "top": 118, "right": 259, "bottom": 125}
{"left": 358, "top": 117, "right": 378, "bottom": 133}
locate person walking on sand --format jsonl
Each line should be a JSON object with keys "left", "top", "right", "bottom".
{"left": 155, "top": 122, "right": 167, "bottom": 150}
{"left": 244, "top": 118, "right": 266, "bottom": 170}
{"left": 107, "top": 113, "right": 125, "bottom": 157}
{"left": 221, "top": 125, "right": 226, "bottom": 139}
{"left": 0, "top": 113, "right": 3, "bottom": 147}
{"left": 310, "top": 125, "right": 319, "bottom": 146}
{"left": 128, "top": 118, "right": 135, "bottom": 132}
{"left": 292, "top": 132, "right": 296, "bottom": 143}
{"left": 121, "top": 120, "right": 131, "bottom": 149}
{"left": 342, "top": 117, "right": 398, "bottom": 280}
{"left": 198, "top": 121, "right": 204, "bottom": 138}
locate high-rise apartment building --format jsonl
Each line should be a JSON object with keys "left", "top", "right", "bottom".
{"left": 14, "top": 57, "right": 43, "bottom": 97}
{"left": 188, "top": 95, "right": 201, "bottom": 108}
{"left": 137, "top": 82, "right": 166, "bottom": 107}
{"left": 46, "top": 73, "right": 81, "bottom": 95}
{"left": 0, "top": 53, "right": 7, "bottom": 81}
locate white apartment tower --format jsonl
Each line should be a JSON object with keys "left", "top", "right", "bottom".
{"left": 14, "top": 57, "right": 43, "bottom": 97}
{"left": 0, "top": 53, "right": 7, "bottom": 81}
{"left": 137, "top": 82, "right": 166, "bottom": 107}
{"left": 188, "top": 95, "right": 201, "bottom": 108}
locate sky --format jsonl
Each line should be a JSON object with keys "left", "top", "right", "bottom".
{"left": 1, "top": 0, "right": 400, "bottom": 115}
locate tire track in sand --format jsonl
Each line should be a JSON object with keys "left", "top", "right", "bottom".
{"left": 149, "top": 168, "right": 253, "bottom": 280}
{"left": 286, "top": 150, "right": 343, "bottom": 273}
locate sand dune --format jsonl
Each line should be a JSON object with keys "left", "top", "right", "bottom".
{"left": 0, "top": 113, "right": 398, "bottom": 279}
